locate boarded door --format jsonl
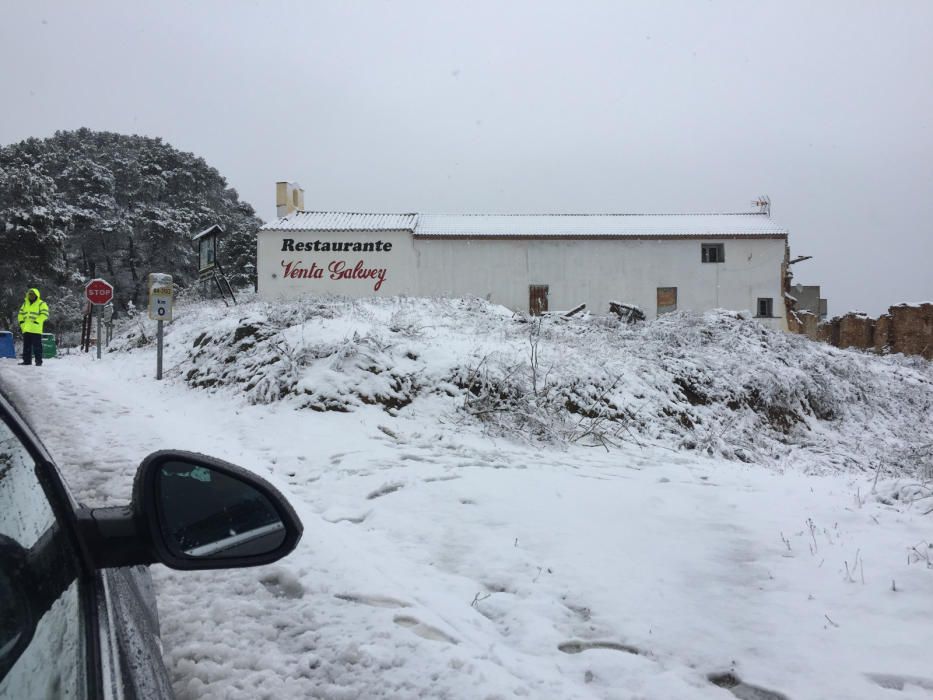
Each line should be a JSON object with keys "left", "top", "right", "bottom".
{"left": 529, "top": 285, "right": 549, "bottom": 316}
{"left": 657, "top": 287, "right": 677, "bottom": 315}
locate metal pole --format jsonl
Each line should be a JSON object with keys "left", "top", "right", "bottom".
{"left": 96, "top": 306, "right": 102, "bottom": 360}
{"left": 156, "top": 320, "right": 163, "bottom": 380}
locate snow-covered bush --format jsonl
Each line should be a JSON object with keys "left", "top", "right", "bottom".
{"left": 109, "top": 295, "right": 933, "bottom": 475}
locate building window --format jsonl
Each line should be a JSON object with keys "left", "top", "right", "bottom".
{"left": 701, "top": 243, "right": 725, "bottom": 263}
{"left": 657, "top": 287, "right": 677, "bottom": 314}
{"left": 757, "top": 297, "right": 773, "bottom": 317}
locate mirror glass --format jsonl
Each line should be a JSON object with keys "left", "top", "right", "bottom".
{"left": 158, "top": 461, "right": 286, "bottom": 559}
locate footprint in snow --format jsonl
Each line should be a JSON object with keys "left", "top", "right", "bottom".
{"left": 563, "top": 602, "right": 592, "bottom": 622}
{"left": 335, "top": 593, "right": 411, "bottom": 608}
{"left": 558, "top": 640, "right": 643, "bottom": 656}
{"left": 259, "top": 569, "right": 305, "bottom": 600}
{"left": 708, "top": 672, "right": 789, "bottom": 700}
{"left": 865, "top": 673, "right": 933, "bottom": 693}
{"left": 322, "top": 511, "right": 369, "bottom": 524}
{"left": 394, "top": 615, "right": 458, "bottom": 644}
{"left": 376, "top": 425, "right": 400, "bottom": 441}
{"left": 367, "top": 481, "right": 405, "bottom": 499}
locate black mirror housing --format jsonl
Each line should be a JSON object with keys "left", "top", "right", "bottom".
{"left": 78, "top": 451, "right": 303, "bottom": 571}
{"left": 134, "top": 451, "right": 303, "bottom": 570}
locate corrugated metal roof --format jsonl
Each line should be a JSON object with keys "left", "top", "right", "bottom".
{"left": 261, "top": 211, "right": 418, "bottom": 232}
{"left": 261, "top": 211, "right": 787, "bottom": 238}
{"left": 414, "top": 213, "right": 786, "bottom": 237}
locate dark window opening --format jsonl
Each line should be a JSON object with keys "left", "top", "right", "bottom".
{"left": 657, "top": 287, "right": 677, "bottom": 315}
{"left": 701, "top": 243, "right": 725, "bottom": 263}
{"left": 757, "top": 297, "right": 773, "bottom": 317}
{"left": 529, "top": 285, "right": 549, "bottom": 316}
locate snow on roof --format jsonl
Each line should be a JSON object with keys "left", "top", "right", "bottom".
{"left": 192, "top": 223, "right": 224, "bottom": 240}
{"left": 261, "top": 211, "right": 788, "bottom": 238}
{"left": 413, "top": 213, "right": 786, "bottom": 238}
{"left": 263, "top": 211, "right": 417, "bottom": 232}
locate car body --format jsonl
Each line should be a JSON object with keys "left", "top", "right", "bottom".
{"left": 0, "top": 383, "right": 303, "bottom": 699}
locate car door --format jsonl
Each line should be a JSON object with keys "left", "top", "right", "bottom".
{"left": 0, "top": 401, "right": 93, "bottom": 699}
{"left": 1, "top": 383, "right": 305, "bottom": 699}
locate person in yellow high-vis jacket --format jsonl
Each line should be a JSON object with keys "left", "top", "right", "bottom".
{"left": 17, "top": 288, "right": 49, "bottom": 366}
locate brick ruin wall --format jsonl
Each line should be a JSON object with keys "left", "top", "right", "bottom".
{"left": 789, "top": 310, "right": 820, "bottom": 339}
{"left": 889, "top": 304, "right": 933, "bottom": 358}
{"left": 837, "top": 314, "right": 875, "bottom": 350}
{"left": 873, "top": 315, "right": 890, "bottom": 354}
{"left": 790, "top": 303, "right": 932, "bottom": 360}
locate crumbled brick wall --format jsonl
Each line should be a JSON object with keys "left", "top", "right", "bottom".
{"left": 836, "top": 314, "right": 875, "bottom": 350}
{"left": 795, "top": 303, "right": 932, "bottom": 360}
{"left": 888, "top": 303, "right": 933, "bottom": 359}
{"left": 874, "top": 315, "right": 891, "bottom": 354}
{"left": 816, "top": 321, "right": 834, "bottom": 344}
{"left": 792, "top": 311, "right": 820, "bottom": 339}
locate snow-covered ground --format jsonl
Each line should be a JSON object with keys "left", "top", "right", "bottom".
{"left": 2, "top": 295, "right": 932, "bottom": 699}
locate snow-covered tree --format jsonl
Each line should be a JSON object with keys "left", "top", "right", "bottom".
{"left": 0, "top": 128, "right": 262, "bottom": 334}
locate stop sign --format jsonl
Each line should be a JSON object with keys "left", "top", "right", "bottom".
{"left": 85, "top": 278, "right": 114, "bottom": 305}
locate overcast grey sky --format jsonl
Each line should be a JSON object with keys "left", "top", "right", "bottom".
{"left": 2, "top": 0, "right": 930, "bottom": 316}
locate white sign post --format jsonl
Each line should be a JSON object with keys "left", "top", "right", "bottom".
{"left": 148, "top": 274, "right": 173, "bottom": 380}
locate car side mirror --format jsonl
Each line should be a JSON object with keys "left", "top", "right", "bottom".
{"left": 78, "top": 451, "right": 303, "bottom": 571}
{"left": 137, "top": 451, "right": 303, "bottom": 569}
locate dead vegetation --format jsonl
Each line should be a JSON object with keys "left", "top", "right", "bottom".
{"left": 112, "top": 296, "right": 933, "bottom": 476}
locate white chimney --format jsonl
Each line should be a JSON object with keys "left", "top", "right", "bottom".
{"left": 276, "top": 182, "right": 305, "bottom": 218}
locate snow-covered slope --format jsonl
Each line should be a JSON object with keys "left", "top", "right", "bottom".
{"left": 120, "top": 293, "right": 933, "bottom": 477}
{"left": 4, "top": 293, "right": 931, "bottom": 700}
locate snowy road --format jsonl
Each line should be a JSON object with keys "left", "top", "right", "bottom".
{"left": 2, "top": 350, "right": 932, "bottom": 699}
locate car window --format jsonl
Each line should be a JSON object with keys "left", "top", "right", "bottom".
{"left": 0, "top": 416, "right": 86, "bottom": 700}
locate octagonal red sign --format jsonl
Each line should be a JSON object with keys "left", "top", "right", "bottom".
{"left": 85, "top": 278, "right": 114, "bottom": 305}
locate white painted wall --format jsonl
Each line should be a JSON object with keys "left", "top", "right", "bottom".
{"left": 258, "top": 229, "right": 418, "bottom": 299}
{"left": 258, "top": 230, "right": 788, "bottom": 329}
{"left": 416, "top": 237, "right": 787, "bottom": 329}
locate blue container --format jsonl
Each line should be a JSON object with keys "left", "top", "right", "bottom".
{"left": 0, "top": 331, "right": 14, "bottom": 359}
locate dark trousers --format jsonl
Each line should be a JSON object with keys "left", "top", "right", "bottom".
{"left": 22, "top": 332, "right": 43, "bottom": 365}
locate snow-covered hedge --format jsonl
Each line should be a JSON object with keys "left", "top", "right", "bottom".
{"left": 112, "top": 294, "right": 933, "bottom": 475}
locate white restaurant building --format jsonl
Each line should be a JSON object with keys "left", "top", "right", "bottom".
{"left": 258, "top": 183, "right": 791, "bottom": 330}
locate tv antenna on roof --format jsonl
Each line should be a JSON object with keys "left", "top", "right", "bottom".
{"left": 752, "top": 195, "right": 771, "bottom": 216}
